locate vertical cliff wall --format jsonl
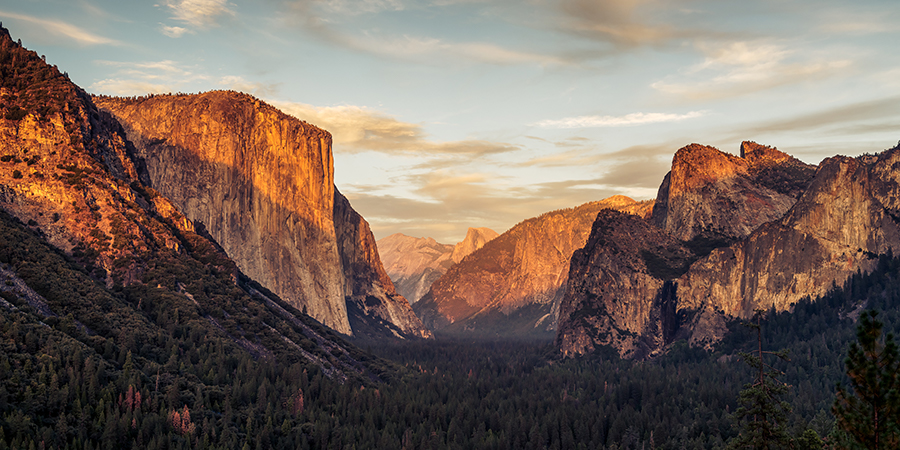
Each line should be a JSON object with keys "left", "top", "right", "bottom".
{"left": 558, "top": 142, "right": 900, "bottom": 358}
{"left": 677, "top": 152, "right": 900, "bottom": 343}
{"left": 96, "top": 92, "right": 428, "bottom": 338}
{"left": 333, "top": 189, "right": 432, "bottom": 338}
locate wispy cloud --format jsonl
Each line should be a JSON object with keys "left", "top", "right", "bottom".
{"left": 557, "top": 0, "right": 680, "bottom": 47}
{"left": 279, "top": 1, "right": 567, "bottom": 66}
{"left": 733, "top": 96, "right": 900, "bottom": 137}
{"left": 160, "top": 24, "right": 191, "bottom": 38}
{"left": 160, "top": 0, "right": 234, "bottom": 36}
{"left": 88, "top": 60, "right": 209, "bottom": 95}
{"left": 652, "top": 41, "right": 852, "bottom": 100}
{"left": 535, "top": 111, "right": 706, "bottom": 128}
{"left": 218, "top": 76, "right": 280, "bottom": 97}
{"left": 274, "top": 101, "right": 519, "bottom": 156}
{"left": 0, "top": 10, "right": 120, "bottom": 46}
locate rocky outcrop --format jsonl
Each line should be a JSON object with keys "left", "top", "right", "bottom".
{"left": 556, "top": 210, "right": 692, "bottom": 358}
{"left": 377, "top": 227, "right": 498, "bottom": 303}
{"left": 451, "top": 227, "right": 500, "bottom": 263}
{"left": 651, "top": 142, "right": 815, "bottom": 242}
{"left": 414, "top": 195, "right": 654, "bottom": 337}
{"left": 677, "top": 151, "right": 900, "bottom": 345}
{"left": 377, "top": 234, "right": 454, "bottom": 304}
{"left": 558, "top": 142, "right": 900, "bottom": 358}
{"left": 0, "top": 28, "right": 190, "bottom": 287}
{"left": 333, "top": 189, "right": 432, "bottom": 338}
{"left": 96, "top": 92, "right": 428, "bottom": 339}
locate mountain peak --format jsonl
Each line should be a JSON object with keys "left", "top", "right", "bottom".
{"left": 652, "top": 142, "right": 815, "bottom": 241}
{"left": 451, "top": 227, "right": 499, "bottom": 264}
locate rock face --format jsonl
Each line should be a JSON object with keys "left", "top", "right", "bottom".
{"left": 0, "top": 27, "right": 184, "bottom": 286}
{"left": 377, "top": 227, "right": 498, "bottom": 303}
{"left": 556, "top": 210, "right": 692, "bottom": 359}
{"left": 557, "top": 142, "right": 900, "bottom": 358}
{"left": 377, "top": 234, "right": 454, "bottom": 304}
{"left": 333, "top": 190, "right": 432, "bottom": 338}
{"left": 677, "top": 152, "right": 900, "bottom": 345}
{"left": 414, "top": 195, "right": 653, "bottom": 337}
{"left": 451, "top": 227, "right": 500, "bottom": 263}
{"left": 651, "top": 142, "right": 815, "bottom": 242}
{"left": 95, "top": 92, "right": 429, "bottom": 339}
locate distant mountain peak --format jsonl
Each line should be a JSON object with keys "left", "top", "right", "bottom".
{"left": 451, "top": 227, "right": 500, "bottom": 264}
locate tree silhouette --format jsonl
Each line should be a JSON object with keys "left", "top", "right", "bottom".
{"left": 832, "top": 310, "right": 900, "bottom": 449}
{"left": 727, "top": 310, "right": 793, "bottom": 450}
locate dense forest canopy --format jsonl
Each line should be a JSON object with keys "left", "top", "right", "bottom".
{"left": 1, "top": 203, "right": 899, "bottom": 448}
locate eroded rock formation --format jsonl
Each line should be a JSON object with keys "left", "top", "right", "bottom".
{"left": 557, "top": 142, "right": 900, "bottom": 358}
{"left": 415, "top": 195, "right": 654, "bottom": 337}
{"left": 377, "top": 227, "right": 499, "bottom": 304}
{"left": 96, "top": 92, "right": 428, "bottom": 338}
{"left": 651, "top": 142, "right": 815, "bottom": 242}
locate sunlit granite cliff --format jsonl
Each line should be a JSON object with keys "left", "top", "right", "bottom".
{"left": 96, "top": 92, "right": 430, "bottom": 339}
{"left": 557, "top": 142, "right": 900, "bottom": 358}
{"left": 415, "top": 196, "right": 654, "bottom": 337}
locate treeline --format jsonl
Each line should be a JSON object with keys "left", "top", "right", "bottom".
{"left": 2, "top": 194, "right": 900, "bottom": 448}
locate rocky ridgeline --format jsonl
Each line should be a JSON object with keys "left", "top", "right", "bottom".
{"left": 557, "top": 141, "right": 900, "bottom": 358}
{"left": 95, "top": 93, "right": 430, "bottom": 339}
{"left": 377, "top": 227, "right": 498, "bottom": 304}
{"left": 414, "top": 195, "right": 654, "bottom": 337}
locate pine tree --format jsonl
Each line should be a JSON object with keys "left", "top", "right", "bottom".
{"left": 727, "top": 311, "right": 792, "bottom": 450}
{"left": 832, "top": 310, "right": 900, "bottom": 449}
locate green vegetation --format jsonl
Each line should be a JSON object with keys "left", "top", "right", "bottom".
{"left": 832, "top": 310, "right": 900, "bottom": 449}
{"left": 3, "top": 196, "right": 900, "bottom": 449}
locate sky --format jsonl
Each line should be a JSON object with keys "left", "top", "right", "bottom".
{"left": 3, "top": 0, "right": 899, "bottom": 243}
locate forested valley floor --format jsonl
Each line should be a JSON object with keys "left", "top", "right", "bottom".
{"left": 1, "top": 203, "right": 899, "bottom": 449}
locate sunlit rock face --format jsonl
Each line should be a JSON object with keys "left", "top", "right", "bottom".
{"left": 377, "top": 227, "right": 499, "bottom": 304}
{"left": 651, "top": 142, "right": 816, "bottom": 243}
{"left": 557, "top": 142, "right": 900, "bottom": 358}
{"left": 96, "top": 92, "right": 429, "bottom": 339}
{"left": 677, "top": 151, "right": 900, "bottom": 345}
{"left": 451, "top": 227, "right": 500, "bottom": 264}
{"left": 414, "top": 196, "right": 654, "bottom": 338}
{"left": 378, "top": 234, "right": 454, "bottom": 304}
{"left": 0, "top": 28, "right": 199, "bottom": 287}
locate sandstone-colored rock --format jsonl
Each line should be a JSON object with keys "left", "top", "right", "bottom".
{"left": 451, "top": 227, "right": 500, "bottom": 264}
{"left": 558, "top": 142, "right": 900, "bottom": 358}
{"left": 651, "top": 142, "right": 815, "bottom": 242}
{"left": 677, "top": 152, "right": 900, "bottom": 345}
{"left": 96, "top": 92, "right": 429, "bottom": 338}
{"left": 96, "top": 92, "right": 352, "bottom": 333}
{"left": 377, "top": 227, "right": 499, "bottom": 304}
{"left": 377, "top": 234, "right": 454, "bottom": 303}
{"left": 415, "top": 195, "right": 654, "bottom": 337}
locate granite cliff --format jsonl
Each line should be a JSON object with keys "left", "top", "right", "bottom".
{"left": 377, "top": 234, "right": 454, "bottom": 304}
{"left": 557, "top": 142, "right": 900, "bottom": 358}
{"left": 451, "top": 227, "right": 500, "bottom": 264}
{"left": 95, "top": 92, "right": 429, "bottom": 339}
{"left": 651, "top": 142, "right": 815, "bottom": 242}
{"left": 414, "top": 196, "right": 654, "bottom": 337}
{"left": 0, "top": 26, "right": 377, "bottom": 378}
{"left": 377, "top": 227, "right": 498, "bottom": 303}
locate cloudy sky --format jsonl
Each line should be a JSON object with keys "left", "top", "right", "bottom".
{"left": 3, "top": 0, "right": 899, "bottom": 243}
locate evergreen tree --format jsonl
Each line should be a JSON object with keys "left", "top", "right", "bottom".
{"left": 832, "top": 310, "right": 900, "bottom": 449}
{"left": 727, "top": 311, "right": 793, "bottom": 450}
